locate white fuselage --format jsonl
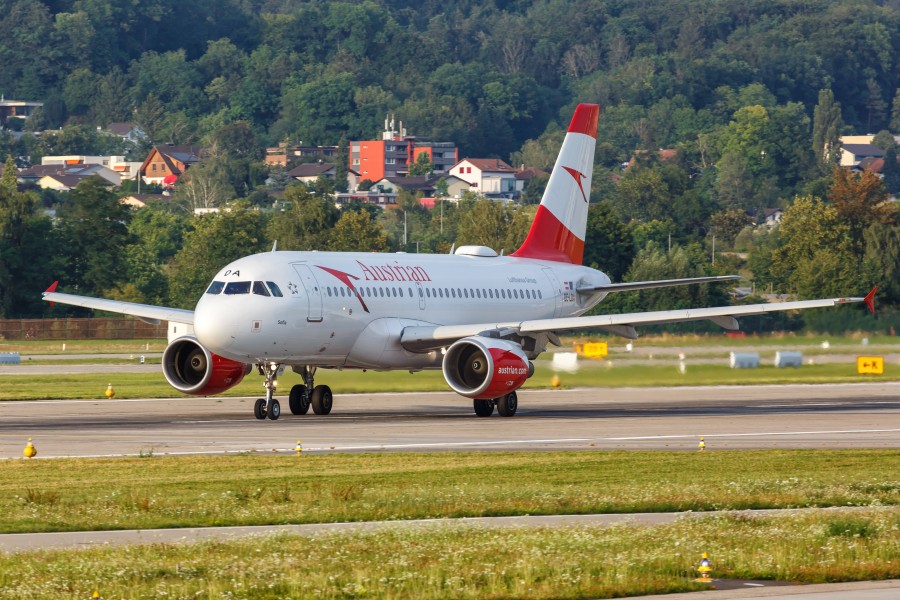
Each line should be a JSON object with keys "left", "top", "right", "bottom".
{"left": 192, "top": 249, "right": 610, "bottom": 370}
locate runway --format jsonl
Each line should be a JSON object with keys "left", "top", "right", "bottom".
{"left": 2, "top": 382, "right": 899, "bottom": 458}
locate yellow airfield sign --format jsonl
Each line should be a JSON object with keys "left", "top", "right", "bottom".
{"left": 856, "top": 356, "right": 884, "bottom": 375}
{"left": 575, "top": 341, "right": 608, "bottom": 359}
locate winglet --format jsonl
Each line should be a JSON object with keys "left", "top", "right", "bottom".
{"left": 43, "top": 281, "right": 59, "bottom": 306}
{"left": 864, "top": 286, "right": 877, "bottom": 315}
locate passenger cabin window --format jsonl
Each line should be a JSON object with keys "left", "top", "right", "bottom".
{"left": 224, "top": 281, "right": 251, "bottom": 295}
{"left": 252, "top": 281, "right": 271, "bottom": 296}
{"left": 206, "top": 281, "right": 225, "bottom": 295}
{"left": 267, "top": 282, "right": 284, "bottom": 297}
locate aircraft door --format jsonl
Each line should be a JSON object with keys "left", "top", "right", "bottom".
{"left": 292, "top": 263, "right": 323, "bottom": 322}
{"left": 415, "top": 281, "right": 426, "bottom": 309}
{"left": 541, "top": 268, "right": 564, "bottom": 317}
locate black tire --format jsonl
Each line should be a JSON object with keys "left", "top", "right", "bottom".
{"left": 497, "top": 391, "right": 518, "bottom": 417}
{"left": 311, "top": 385, "right": 333, "bottom": 415}
{"left": 267, "top": 398, "right": 281, "bottom": 420}
{"left": 473, "top": 398, "right": 494, "bottom": 417}
{"left": 253, "top": 398, "right": 266, "bottom": 420}
{"left": 289, "top": 384, "right": 310, "bottom": 415}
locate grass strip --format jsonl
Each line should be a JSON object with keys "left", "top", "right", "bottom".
{"left": 1, "top": 361, "right": 897, "bottom": 400}
{"left": 2, "top": 450, "right": 899, "bottom": 534}
{"left": 1, "top": 509, "right": 898, "bottom": 599}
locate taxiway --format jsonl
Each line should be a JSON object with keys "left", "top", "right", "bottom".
{"left": 1, "top": 383, "right": 899, "bottom": 458}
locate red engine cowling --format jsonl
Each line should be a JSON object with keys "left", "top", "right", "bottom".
{"left": 442, "top": 336, "right": 533, "bottom": 399}
{"left": 162, "top": 337, "right": 251, "bottom": 395}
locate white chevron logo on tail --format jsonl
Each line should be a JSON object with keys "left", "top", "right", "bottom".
{"left": 511, "top": 103, "right": 599, "bottom": 264}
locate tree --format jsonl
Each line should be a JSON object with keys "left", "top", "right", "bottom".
{"left": 54, "top": 176, "right": 132, "bottom": 297}
{"left": 167, "top": 203, "right": 268, "bottom": 308}
{"left": 328, "top": 210, "right": 389, "bottom": 251}
{"left": 334, "top": 135, "right": 349, "bottom": 193}
{"left": 710, "top": 208, "right": 754, "bottom": 248}
{"left": 266, "top": 184, "right": 339, "bottom": 251}
{"left": 882, "top": 147, "right": 900, "bottom": 196}
{"left": 174, "top": 162, "right": 235, "bottom": 212}
{"left": 812, "top": 89, "right": 843, "bottom": 174}
{"left": 767, "top": 196, "right": 860, "bottom": 298}
{"left": 891, "top": 88, "right": 900, "bottom": 133}
{"left": 582, "top": 202, "right": 634, "bottom": 281}
{"left": 408, "top": 152, "right": 432, "bottom": 177}
{"left": 455, "top": 200, "right": 531, "bottom": 254}
{"left": 828, "top": 167, "right": 893, "bottom": 258}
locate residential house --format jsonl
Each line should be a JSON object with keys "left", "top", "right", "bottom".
{"left": 288, "top": 162, "right": 359, "bottom": 190}
{"left": 265, "top": 143, "right": 338, "bottom": 167}
{"left": 103, "top": 122, "right": 145, "bottom": 144}
{"left": 372, "top": 176, "right": 438, "bottom": 196}
{"left": 761, "top": 208, "right": 783, "bottom": 228}
{"left": 140, "top": 145, "right": 203, "bottom": 185}
{"left": 42, "top": 155, "right": 142, "bottom": 181}
{"left": 839, "top": 143, "right": 884, "bottom": 167}
{"left": 0, "top": 97, "right": 42, "bottom": 127}
{"left": 449, "top": 158, "right": 519, "bottom": 198}
{"left": 38, "top": 172, "right": 116, "bottom": 191}
{"left": 350, "top": 115, "right": 458, "bottom": 182}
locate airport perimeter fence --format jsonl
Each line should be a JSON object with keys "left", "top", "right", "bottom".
{"left": 0, "top": 318, "right": 166, "bottom": 341}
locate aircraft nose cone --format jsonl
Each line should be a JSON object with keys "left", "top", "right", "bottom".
{"left": 193, "top": 300, "right": 235, "bottom": 352}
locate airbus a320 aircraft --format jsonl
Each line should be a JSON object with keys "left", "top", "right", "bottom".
{"left": 42, "top": 104, "right": 876, "bottom": 420}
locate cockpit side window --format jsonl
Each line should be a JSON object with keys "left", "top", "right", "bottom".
{"left": 224, "top": 281, "right": 252, "bottom": 295}
{"left": 266, "top": 282, "right": 284, "bottom": 297}
{"left": 206, "top": 281, "right": 225, "bottom": 295}
{"left": 252, "top": 281, "right": 271, "bottom": 296}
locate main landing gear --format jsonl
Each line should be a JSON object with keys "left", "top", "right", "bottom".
{"left": 253, "top": 364, "right": 333, "bottom": 421}
{"left": 473, "top": 391, "right": 518, "bottom": 417}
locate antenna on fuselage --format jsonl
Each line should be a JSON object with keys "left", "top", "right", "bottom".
{"left": 271, "top": 241, "right": 278, "bottom": 252}
{"left": 449, "top": 243, "right": 455, "bottom": 254}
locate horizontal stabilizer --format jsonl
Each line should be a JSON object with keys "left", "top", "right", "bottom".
{"left": 580, "top": 275, "right": 742, "bottom": 294}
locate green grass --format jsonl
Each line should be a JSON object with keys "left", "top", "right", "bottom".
{"left": 2, "top": 450, "right": 899, "bottom": 534}
{"left": 0, "top": 360, "right": 896, "bottom": 400}
{"left": 0, "top": 339, "right": 165, "bottom": 354}
{"left": 2, "top": 509, "right": 899, "bottom": 599}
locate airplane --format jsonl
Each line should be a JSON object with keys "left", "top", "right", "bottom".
{"left": 42, "top": 103, "right": 877, "bottom": 420}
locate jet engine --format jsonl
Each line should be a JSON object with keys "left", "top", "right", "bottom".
{"left": 442, "top": 336, "right": 533, "bottom": 399}
{"left": 162, "top": 337, "right": 251, "bottom": 395}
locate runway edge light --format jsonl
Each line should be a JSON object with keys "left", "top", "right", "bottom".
{"left": 23, "top": 438, "right": 36, "bottom": 458}
{"left": 698, "top": 437, "right": 706, "bottom": 451}
{"left": 105, "top": 383, "right": 115, "bottom": 399}
{"left": 295, "top": 439, "right": 303, "bottom": 454}
{"left": 694, "top": 552, "right": 713, "bottom": 582}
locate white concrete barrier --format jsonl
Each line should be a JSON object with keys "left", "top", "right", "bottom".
{"left": 774, "top": 351, "right": 803, "bottom": 368}
{"left": 729, "top": 352, "right": 759, "bottom": 368}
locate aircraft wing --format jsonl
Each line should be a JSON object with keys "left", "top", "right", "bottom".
{"left": 42, "top": 283, "right": 194, "bottom": 325}
{"left": 400, "top": 290, "right": 875, "bottom": 350}
{"left": 579, "top": 275, "right": 742, "bottom": 294}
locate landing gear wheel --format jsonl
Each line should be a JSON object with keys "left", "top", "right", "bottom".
{"left": 254, "top": 398, "right": 266, "bottom": 420}
{"left": 311, "top": 385, "right": 333, "bottom": 415}
{"left": 497, "top": 391, "right": 518, "bottom": 417}
{"left": 474, "top": 398, "right": 494, "bottom": 417}
{"left": 289, "top": 385, "right": 310, "bottom": 415}
{"left": 267, "top": 398, "right": 281, "bottom": 420}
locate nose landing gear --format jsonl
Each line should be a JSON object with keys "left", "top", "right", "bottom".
{"left": 254, "top": 362, "right": 282, "bottom": 420}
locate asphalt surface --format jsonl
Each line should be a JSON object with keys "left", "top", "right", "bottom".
{"left": 1, "top": 383, "right": 899, "bottom": 458}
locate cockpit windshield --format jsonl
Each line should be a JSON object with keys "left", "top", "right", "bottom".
{"left": 206, "top": 280, "right": 283, "bottom": 297}
{"left": 252, "top": 281, "right": 270, "bottom": 296}
{"left": 224, "top": 281, "right": 252, "bottom": 295}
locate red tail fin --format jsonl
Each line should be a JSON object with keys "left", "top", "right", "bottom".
{"left": 511, "top": 104, "right": 599, "bottom": 264}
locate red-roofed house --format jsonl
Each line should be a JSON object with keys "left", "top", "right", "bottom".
{"left": 140, "top": 145, "right": 203, "bottom": 185}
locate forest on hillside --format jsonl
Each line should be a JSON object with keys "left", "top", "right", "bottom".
{"left": 1, "top": 0, "right": 899, "bottom": 331}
